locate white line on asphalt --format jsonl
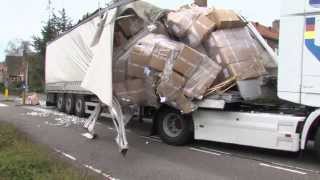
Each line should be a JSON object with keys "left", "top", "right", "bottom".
{"left": 61, "top": 152, "right": 77, "bottom": 161}
{"left": 83, "top": 164, "right": 119, "bottom": 180}
{"left": 259, "top": 163, "right": 307, "bottom": 175}
{"left": 139, "top": 135, "right": 162, "bottom": 143}
{"left": 54, "top": 148, "right": 61, "bottom": 153}
{"left": 189, "top": 147, "right": 221, "bottom": 156}
{"left": 0, "top": 103, "right": 8, "bottom": 107}
{"left": 150, "top": 136, "right": 161, "bottom": 140}
{"left": 266, "top": 161, "right": 320, "bottom": 174}
{"left": 54, "top": 148, "right": 77, "bottom": 161}
{"left": 84, "top": 164, "right": 102, "bottom": 174}
{"left": 196, "top": 147, "right": 231, "bottom": 156}
{"left": 195, "top": 146, "right": 320, "bottom": 174}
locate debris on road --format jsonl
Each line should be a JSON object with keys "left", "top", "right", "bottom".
{"left": 25, "top": 107, "right": 86, "bottom": 127}
{"left": 26, "top": 93, "right": 40, "bottom": 106}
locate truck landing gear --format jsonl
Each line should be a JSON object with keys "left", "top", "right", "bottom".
{"left": 157, "top": 107, "right": 193, "bottom": 146}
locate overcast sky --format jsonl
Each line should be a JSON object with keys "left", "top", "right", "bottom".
{"left": 0, "top": 0, "right": 281, "bottom": 62}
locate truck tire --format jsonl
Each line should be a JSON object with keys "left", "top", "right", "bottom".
{"left": 314, "top": 127, "right": 320, "bottom": 159}
{"left": 65, "top": 94, "right": 75, "bottom": 115}
{"left": 157, "top": 107, "right": 193, "bottom": 146}
{"left": 75, "top": 95, "right": 85, "bottom": 117}
{"left": 57, "top": 94, "right": 65, "bottom": 112}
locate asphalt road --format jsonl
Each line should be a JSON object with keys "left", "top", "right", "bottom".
{"left": 0, "top": 98, "right": 320, "bottom": 180}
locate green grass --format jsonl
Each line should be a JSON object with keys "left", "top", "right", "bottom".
{"left": 0, "top": 123, "right": 95, "bottom": 180}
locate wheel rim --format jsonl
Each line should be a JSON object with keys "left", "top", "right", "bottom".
{"left": 66, "top": 97, "right": 72, "bottom": 111}
{"left": 75, "top": 99, "right": 82, "bottom": 113}
{"left": 163, "top": 113, "right": 183, "bottom": 138}
{"left": 57, "top": 96, "right": 63, "bottom": 109}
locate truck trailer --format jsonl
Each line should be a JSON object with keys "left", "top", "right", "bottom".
{"left": 45, "top": 0, "right": 320, "bottom": 158}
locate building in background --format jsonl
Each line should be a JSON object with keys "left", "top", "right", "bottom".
{"left": 0, "top": 63, "right": 7, "bottom": 83}
{"left": 5, "top": 56, "right": 25, "bottom": 83}
{"left": 253, "top": 20, "right": 279, "bottom": 51}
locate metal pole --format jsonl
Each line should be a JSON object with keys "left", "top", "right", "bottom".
{"left": 22, "top": 43, "right": 28, "bottom": 105}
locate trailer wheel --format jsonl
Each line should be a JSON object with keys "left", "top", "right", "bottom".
{"left": 57, "top": 94, "right": 65, "bottom": 112}
{"left": 157, "top": 107, "right": 193, "bottom": 146}
{"left": 75, "top": 95, "right": 85, "bottom": 117}
{"left": 65, "top": 94, "right": 75, "bottom": 115}
{"left": 314, "top": 127, "right": 320, "bottom": 159}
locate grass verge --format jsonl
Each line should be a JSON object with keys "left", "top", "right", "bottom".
{"left": 0, "top": 122, "right": 95, "bottom": 180}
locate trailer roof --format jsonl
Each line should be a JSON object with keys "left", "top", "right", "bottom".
{"left": 47, "top": 0, "right": 167, "bottom": 45}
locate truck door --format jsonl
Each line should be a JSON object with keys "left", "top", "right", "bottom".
{"left": 301, "top": 1, "right": 320, "bottom": 107}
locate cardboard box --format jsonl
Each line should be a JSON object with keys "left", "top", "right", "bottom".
{"left": 118, "top": 15, "right": 144, "bottom": 37}
{"left": 173, "top": 45, "right": 203, "bottom": 78}
{"left": 113, "top": 79, "right": 145, "bottom": 104}
{"left": 185, "top": 15, "right": 216, "bottom": 47}
{"left": 217, "top": 43, "right": 258, "bottom": 65}
{"left": 175, "top": 94, "right": 196, "bottom": 114}
{"left": 184, "top": 56, "right": 222, "bottom": 99}
{"left": 207, "top": 9, "right": 246, "bottom": 29}
{"left": 149, "top": 44, "right": 174, "bottom": 72}
{"left": 157, "top": 72, "right": 186, "bottom": 102}
{"left": 205, "top": 28, "right": 259, "bottom": 66}
{"left": 167, "top": 11, "right": 195, "bottom": 37}
{"left": 227, "top": 59, "right": 266, "bottom": 80}
{"left": 127, "top": 43, "right": 154, "bottom": 78}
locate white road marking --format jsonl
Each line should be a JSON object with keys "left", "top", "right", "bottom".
{"left": 196, "top": 147, "right": 320, "bottom": 174}
{"left": 150, "top": 136, "right": 161, "bottom": 140}
{"left": 84, "top": 164, "right": 102, "bottom": 174}
{"left": 61, "top": 152, "right": 77, "bottom": 161}
{"left": 54, "top": 148, "right": 61, "bottom": 153}
{"left": 54, "top": 148, "right": 76, "bottom": 161}
{"left": 139, "top": 136, "right": 162, "bottom": 143}
{"left": 54, "top": 148, "right": 117, "bottom": 179}
{"left": 83, "top": 164, "right": 119, "bottom": 180}
{"left": 197, "top": 147, "right": 231, "bottom": 156}
{"left": 0, "top": 103, "right": 8, "bottom": 107}
{"left": 259, "top": 163, "right": 307, "bottom": 175}
{"left": 189, "top": 147, "right": 221, "bottom": 156}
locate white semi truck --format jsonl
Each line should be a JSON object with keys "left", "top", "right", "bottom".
{"left": 45, "top": 0, "right": 320, "bottom": 157}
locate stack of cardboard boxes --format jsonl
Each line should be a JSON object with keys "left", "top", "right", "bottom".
{"left": 204, "top": 28, "right": 266, "bottom": 80}
{"left": 113, "top": 5, "right": 269, "bottom": 114}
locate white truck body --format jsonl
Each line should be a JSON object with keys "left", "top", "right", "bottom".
{"left": 279, "top": 0, "right": 320, "bottom": 107}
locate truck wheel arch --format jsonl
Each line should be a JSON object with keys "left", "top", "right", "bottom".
{"left": 301, "top": 109, "right": 320, "bottom": 150}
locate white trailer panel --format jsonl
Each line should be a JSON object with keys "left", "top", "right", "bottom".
{"left": 193, "top": 110, "right": 305, "bottom": 152}
{"left": 46, "top": 16, "right": 101, "bottom": 84}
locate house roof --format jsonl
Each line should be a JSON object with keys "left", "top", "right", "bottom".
{"left": 253, "top": 22, "right": 279, "bottom": 41}
{"left": 0, "top": 63, "right": 7, "bottom": 71}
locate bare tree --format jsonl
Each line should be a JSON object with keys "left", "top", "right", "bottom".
{"left": 5, "top": 40, "right": 31, "bottom": 57}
